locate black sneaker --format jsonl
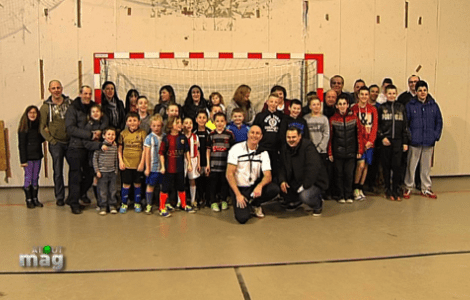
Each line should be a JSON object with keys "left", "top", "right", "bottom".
{"left": 313, "top": 209, "right": 322, "bottom": 217}
{"left": 285, "top": 201, "right": 302, "bottom": 212}
{"left": 56, "top": 199, "right": 65, "bottom": 206}
{"left": 80, "top": 195, "right": 92, "bottom": 205}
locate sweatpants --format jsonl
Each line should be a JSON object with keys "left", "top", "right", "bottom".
{"left": 405, "top": 145, "right": 433, "bottom": 192}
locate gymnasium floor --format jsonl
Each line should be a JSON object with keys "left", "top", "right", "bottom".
{"left": 1, "top": 177, "right": 469, "bottom": 299}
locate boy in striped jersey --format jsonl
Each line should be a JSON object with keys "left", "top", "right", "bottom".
{"left": 207, "top": 112, "right": 235, "bottom": 211}
{"left": 143, "top": 115, "right": 165, "bottom": 214}
{"left": 93, "top": 127, "right": 118, "bottom": 215}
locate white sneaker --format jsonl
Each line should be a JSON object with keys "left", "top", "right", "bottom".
{"left": 346, "top": 199, "right": 354, "bottom": 203}
{"left": 359, "top": 190, "right": 366, "bottom": 200}
{"left": 354, "top": 189, "right": 362, "bottom": 201}
{"left": 253, "top": 206, "right": 265, "bottom": 218}
{"left": 338, "top": 199, "right": 346, "bottom": 204}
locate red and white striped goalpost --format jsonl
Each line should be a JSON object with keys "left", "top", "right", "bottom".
{"left": 93, "top": 52, "right": 324, "bottom": 106}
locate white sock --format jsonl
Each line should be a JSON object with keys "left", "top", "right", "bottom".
{"left": 190, "top": 186, "right": 196, "bottom": 203}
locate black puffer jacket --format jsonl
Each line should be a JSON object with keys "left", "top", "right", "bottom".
{"left": 328, "top": 109, "right": 364, "bottom": 159}
{"left": 18, "top": 122, "right": 44, "bottom": 164}
{"left": 377, "top": 101, "right": 409, "bottom": 143}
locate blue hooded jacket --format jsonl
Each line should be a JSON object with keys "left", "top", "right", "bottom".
{"left": 406, "top": 95, "right": 443, "bottom": 147}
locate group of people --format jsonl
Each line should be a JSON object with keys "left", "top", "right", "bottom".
{"left": 17, "top": 74, "right": 442, "bottom": 224}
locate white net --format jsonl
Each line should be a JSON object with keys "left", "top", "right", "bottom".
{"left": 100, "top": 57, "right": 318, "bottom": 112}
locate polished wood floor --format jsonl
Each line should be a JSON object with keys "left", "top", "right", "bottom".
{"left": 1, "top": 177, "right": 469, "bottom": 299}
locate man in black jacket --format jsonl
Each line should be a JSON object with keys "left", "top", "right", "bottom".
{"left": 279, "top": 127, "right": 328, "bottom": 216}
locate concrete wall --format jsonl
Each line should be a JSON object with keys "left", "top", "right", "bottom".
{"left": 0, "top": 0, "right": 469, "bottom": 187}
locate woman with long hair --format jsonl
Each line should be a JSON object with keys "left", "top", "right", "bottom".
{"left": 226, "top": 84, "right": 256, "bottom": 125}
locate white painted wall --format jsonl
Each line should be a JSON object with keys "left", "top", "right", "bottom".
{"left": 0, "top": 0, "right": 468, "bottom": 187}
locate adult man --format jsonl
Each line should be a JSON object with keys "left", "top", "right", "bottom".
{"left": 323, "top": 89, "right": 338, "bottom": 119}
{"left": 226, "top": 126, "right": 280, "bottom": 224}
{"left": 350, "top": 79, "right": 366, "bottom": 105}
{"left": 377, "top": 78, "right": 393, "bottom": 104}
{"left": 397, "top": 75, "right": 420, "bottom": 106}
{"left": 279, "top": 127, "right": 328, "bottom": 216}
{"left": 404, "top": 81, "right": 443, "bottom": 199}
{"left": 65, "top": 86, "right": 105, "bottom": 214}
{"left": 326, "top": 75, "right": 353, "bottom": 105}
{"left": 39, "top": 80, "right": 72, "bottom": 206}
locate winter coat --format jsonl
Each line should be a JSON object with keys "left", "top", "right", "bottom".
{"left": 377, "top": 101, "right": 409, "bottom": 144}
{"left": 328, "top": 109, "right": 364, "bottom": 159}
{"left": 406, "top": 96, "right": 443, "bottom": 147}
{"left": 18, "top": 122, "right": 45, "bottom": 164}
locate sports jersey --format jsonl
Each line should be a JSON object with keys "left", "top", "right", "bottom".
{"left": 118, "top": 128, "right": 146, "bottom": 169}
{"left": 207, "top": 129, "right": 235, "bottom": 172}
{"left": 144, "top": 132, "right": 164, "bottom": 172}
{"left": 159, "top": 133, "right": 189, "bottom": 174}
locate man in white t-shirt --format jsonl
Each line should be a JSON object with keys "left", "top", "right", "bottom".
{"left": 226, "top": 125, "right": 280, "bottom": 224}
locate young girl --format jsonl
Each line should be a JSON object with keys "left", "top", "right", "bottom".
{"left": 158, "top": 116, "right": 195, "bottom": 217}
{"left": 194, "top": 109, "right": 211, "bottom": 207}
{"left": 144, "top": 115, "right": 165, "bottom": 214}
{"left": 18, "top": 106, "right": 45, "bottom": 208}
{"left": 182, "top": 118, "right": 200, "bottom": 209}
{"left": 209, "top": 92, "right": 225, "bottom": 114}
{"left": 125, "top": 89, "right": 139, "bottom": 114}
{"left": 83, "top": 104, "right": 109, "bottom": 208}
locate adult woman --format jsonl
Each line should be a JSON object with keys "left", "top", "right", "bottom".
{"left": 100, "top": 81, "right": 126, "bottom": 134}
{"left": 182, "top": 85, "right": 209, "bottom": 124}
{"left": 226, "top": 84, "right": 256, "bottom": 125}
{"left": 153, "top": 85, "right": 178, "bottom": 120}
{"left": 124, "top": 89, "right": 139, "bottom": 114}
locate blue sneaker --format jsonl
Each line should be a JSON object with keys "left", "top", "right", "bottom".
{"left": 184, "top": 205, "right": 196, "bottom": 214}
{"left": 119, "top": 204, "right": 128, "bottom": 214}
{"left": 159, "top": 209, "right": 171, "bottom": 217}
{"left": 165, "top": 204, "right": 175, "bottom": 212}
{"left": 134, "top": 203, "right": 142, "bottom": 213}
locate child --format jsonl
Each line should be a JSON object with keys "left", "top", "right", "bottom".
{"left": 83, "top": 104, "right": 109, "bottom": 208}
{"left": 377, "top": 85, "right": 409, "bottom": 201}
{"left": 93, "top": 127, "right": 119, "bottom": 215}
{"left": 304, "top": 96, "right": 331, "bottom": 198}
{"left": 206, "top": 104, "right": 222, "bottom": 131}
{"left": 158, "top": 116, "right": 195, "bottom": 217}
{"left": 163, "top": 103, "right": 180, "bottom": 132}
{"left": 137, "top": 96, "right": 151, "bottom": 134}
{"left": 118, "top": 112, "right": 147, "bottom": 213}
{"left": 143, "top": 114, "right": 165, "bottom": 214}
{"left": 194, "top": 109, "right": 211, "bottom": 207}
{"left": 253, "top": 93, "right": 283, "bottom": 182}
{"left": 351, "top": 86, "right": 378, "bottom": 201}
{"left": 226, "top": 108, "right": 250, "bottom": 143}
{"left": 328, "top": 96, "right": 364, "bottom": 203}
{"left": 207, "top": 112, "right": 235, "bottom": 211}
{"left": 18, "top": 105, "right": 45, "bottom": 208}
{"left": 183, "top": 118, "right": 200, "bottom": 208}
{"left": 279, "top": 99, "right": 310, "bottom": 143}
{"left": 209, "top": 92, "right": 226, "bottom": 113}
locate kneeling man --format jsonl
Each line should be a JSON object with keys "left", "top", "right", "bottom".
{"left": 226, "top": 126, "right": 280, "bottom": 224}
{"left": 279, "top": 126, "right": 328, "bottom": 216}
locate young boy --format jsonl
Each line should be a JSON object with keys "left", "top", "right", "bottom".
{"left": 351, "top": 86, "right": 378, "bottom": 201}
{"left": 118, "top": 112, "right": 147, "bottom": 213}
{"left": 328, "top": 96, "right": 364, "bottom": 203}
{"left": 194, "top": 109, "right": 211, "bottom": 207}
{"left": 304, "top": 96, "right": 331, "bottom": 198}
{"left": 162, "top": 103, "right": 180, "bottom": 132}
{"left": 207, "top": 112, "right": 235, "bottom": 211}
{"left": 93, "top": 127, "right": 118, "bottom": 215}
{"left": 279, "top": 99, "right": 310, "bottom": 143}
{"left": 143, "top": 114, "right": 165, "bottom": 214}
{"left": 137, "top": 96, "right": 151, "bottom": 134}
{"left": 206, "top": 104, "right": 222, "bottom": 131}
{"left": 253, "top": 93, "right": 283, "bottom": 182}
{"left": 226, "top": 108, "right": 249, "bottom": 143}
{"left": 377, "top": 84, "right": 409, "bottom": 201}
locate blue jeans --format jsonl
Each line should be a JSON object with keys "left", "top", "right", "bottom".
{"left": 282, "top": 184, "right": 323, "bottom": 210}
{"left": 48, "top": 142, "right": 69, "bottom": 201}
{"left": 97, "top": 172, "right": 117, "bottom": 208}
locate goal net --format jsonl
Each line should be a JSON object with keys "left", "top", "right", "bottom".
{"left": 94, "top": 52, "right": 324, "bottom": 112}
